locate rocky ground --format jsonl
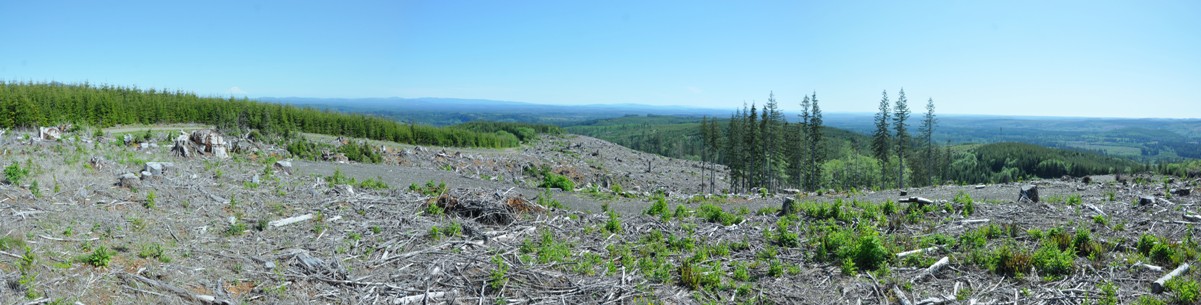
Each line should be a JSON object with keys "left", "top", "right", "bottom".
{"left": 1, "top": 129, "right": 1200, "bottom": 305}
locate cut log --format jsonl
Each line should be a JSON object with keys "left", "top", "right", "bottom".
{"left": 911, "top": 256, "right": 950, "bottom": 283}
{"left": 269, "top": 214, "right": 314, "bottom": 227}
{"left": 1083, "top": 204, "right": 1105, "bottom": 216}
{"left": 1018, "top": 185, "right": 1039, "bottom": 203}
{"left": 779, "top": 198, "right": 797, "bottom": 216}
{"left": 974, "top": 185, "right": 986, "bottom": 189}
{"left": 899, "top": 197, "right": 935, "bottom": 206}
{"left": 1153, "top": 263, "right": 1190, "bottom": 293}
{"left": 959, "top": 219, "right": 991, "bottom": 225}
{"left": 896, "top": 247, "right": 939, "bottom": 259}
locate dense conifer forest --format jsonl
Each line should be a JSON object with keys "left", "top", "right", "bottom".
{"left": 0, "top": 82, "right": 560, "bottom": 148}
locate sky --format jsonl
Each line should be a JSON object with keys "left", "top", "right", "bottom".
{"left": 1, "top": 1, "right": 1198, "bottom": 118}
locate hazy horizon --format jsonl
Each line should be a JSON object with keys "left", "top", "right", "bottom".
{"left": 2, "top": 1, "right": 1198, "bottom": 118}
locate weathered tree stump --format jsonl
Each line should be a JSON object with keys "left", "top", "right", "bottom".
{"left": 779, "top": 198, "right": 797, "bottom": 216}
{"left": 1140, "top": 196, "right": 1157, "bottom": 206}
{"left": 117, "top": 173, "right": 140, "bottom": 188}
{"left": 1019, "top": 185, "right": 1039, "bottom": 203}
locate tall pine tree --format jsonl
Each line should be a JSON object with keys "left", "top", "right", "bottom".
{"left": 893, "top": 89, "right": 911, "bottom": 189}
{"left": 872, "top": 90, "right": 891, "bottom": 190}
{"left": 918, "top": 98, "right": 937, "bottom": 186}
{"left": 806, "top": 92, "right": 824, "bottom": 191}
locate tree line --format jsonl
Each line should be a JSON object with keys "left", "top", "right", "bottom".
{"left": 0, "top": 81, "right": 558, "bottom": 148}
{"left": 698, "top": 89, "right": 1142, "bottom": 193}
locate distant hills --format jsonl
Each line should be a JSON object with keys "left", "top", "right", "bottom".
{"left": 256, "top": 97, "right": 1201, "bottom": 162}
{"left": 258, "top": 97, "right": 728, "bottom": 126}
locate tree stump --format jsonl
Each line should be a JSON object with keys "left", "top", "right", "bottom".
{"left": 117, "top": 173, "right": 140, "bottom": 188}
{"left": 1139, "top": 196, "right": 1156, "bottom": 206}
{"left": 1018, "top": 185, "right": 1039, "bottom": 203}
{"left": 779, "top": 198, "right": 797, "bottom": 216}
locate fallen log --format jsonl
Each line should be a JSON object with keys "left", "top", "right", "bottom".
{"left": 899, "top": 197, "right": 935, "bottom": 206}
{"left": 896, "top": 247, "right": 939, "bottom": 259}
{"left": 1153, "top": 263, "right": 1190, "bottom": 293}
{"left": 911, "top": 256, "right": 950, "bottom": 283}
{"left": 959, "top": 219, "right": 991, "bottom": 225}
{"left": 269, "top": 214, "right": 314, "bottom": 227}
{"left": 1183, "top": 214, "right": 1201, "bottom": 223}
{"left": 1083, "top": 204, "right": 1105, "bottom": 216}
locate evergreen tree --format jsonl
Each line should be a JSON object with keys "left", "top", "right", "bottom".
{"left": 893, "top": 89, "right": 911, "bottom": 189}
{"left": 871, "top": 90, "right": 892, "bottom": 190}
{"left": 806, "top": 92, "right": 824, "bottom": 191}
{"left": 919, "top": 98, "right": 937, "bottom": 185}
{"left": 797, "top": 95, "right": 812, "bottom": 189}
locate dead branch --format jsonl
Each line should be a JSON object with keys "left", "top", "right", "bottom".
{"left": 117, "top": 272, "right": 229, "bottom": 305}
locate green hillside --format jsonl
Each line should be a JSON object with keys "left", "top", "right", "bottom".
{"left": 0, "top": 82, "right": 553, "bottom": 148}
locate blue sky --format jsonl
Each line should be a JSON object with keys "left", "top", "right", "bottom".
{"left": 1, "top": 1, "right": 1198, "bottom": 118}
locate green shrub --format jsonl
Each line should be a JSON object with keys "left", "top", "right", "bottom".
{"left": 853, "top": 230, "right": 891, "bottom": 271}
{"left": 539, "top": 173, "right": 575, "bottom": 191}
{"left": 988, "top": 243, "right": 1032, "bottom": 276}
{"left": 80, "top": 246, "right": 115, "bottom": 268}
{"left": 1166, "top": 278, "right": 1200, "bottom": 304}
{"left": 1135, "top": 295, "right": 1167, "bottom": 305}
{"left": 1138, "top": 234, "right": 1159, "bottom": 255}
{"left": 138, "top": 243, "right": 171, "bottom": 263}
{"left": 357, "top": 176, "right": 390, "bottom": 190}
{"left": 144, "top": 191, "right": 157, "bottom": 209}
{"left": 1066, "top": 194, "right": 1082, "bottom": 206}
{"left": 4, "top": 162, "right": 29, "bottom": 185}
{"left": 536, "top": 189, "right": 563, "bottom": 209}
{"left": 645, "top": 196, "right": 669, "bottom": 218}
{"left": 0, "top": 235, "right": 26, "bottom": 251}
{"left": 697, "top": 203, "right": 741, "bottom": 226}
{"left": 604, "top": 211, "right": 622, "bottom": 234}
{"left": 1099, "top": 281, "right": 1118, "bottom": 305}
{"left": 1032, "top": 241, "right": 1074, "bottom": 276}
{"left": 490, "top": 254, "right": 509, "bottom": 290}
{"left": 954, "top": 191, "right": 974, "bottom": 216}
{"left": 1149, "top": 242, "right": 1176, "bottom": 266}
{"left": 775, "top": 219, "right": 800, "bottom": 247}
